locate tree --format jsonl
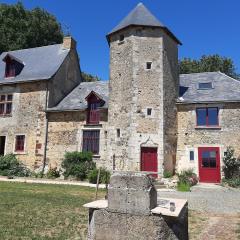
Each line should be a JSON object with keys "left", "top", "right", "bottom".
{"left": 0, "top": 2, "right": 63, "bottom": 53}
{"left": 179, "top": 54, "right": 239, "bottom": 79}
{"left": 81, "top": 72, "right": 101, "bottom": 82}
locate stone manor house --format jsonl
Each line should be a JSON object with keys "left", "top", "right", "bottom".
{"left": 0, "top": 3, "right": 240, "bottom": 183}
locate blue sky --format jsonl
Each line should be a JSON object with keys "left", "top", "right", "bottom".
{"left": 1, "top": 0, "right": 240, "bottom": 80}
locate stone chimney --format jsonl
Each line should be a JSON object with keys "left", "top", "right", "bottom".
{"left": 63, "top": 36, "right": 76, "bottom": 49}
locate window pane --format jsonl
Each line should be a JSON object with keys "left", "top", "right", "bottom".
{"left": 15, "top": 135, "right": 25, "bottom": 152}
{"left": 82, "top": 130, "right": 100, "bottom": 154}
{"left": 6, "top": 103, "right": 12, "bottom": 114}
{"left": 0, "top": 104, "right": 4, "bottom": 115}
{"left": 202, "top": 151, "right": 209, "bottom": 167}
{"left": 198, "top": 82, "right": 213, "bottom": 89}
{"left": 0, "top": 95, "right": 5, "bottom": 102}
{"left": 190, "top": 151, "right": 194, "bottom": 161}
{"left": 197, "top": 108, "right": 207, "bottom": 126}
{"left": 208, "top": 108, "right": 218, "bottom": 125}
{"left": 7, "top": 95, "right": 12, "bottom": 101}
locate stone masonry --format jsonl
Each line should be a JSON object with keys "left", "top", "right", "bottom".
{"left": 176, "top": 102, "right": 240, "bottom": 177}
{"left": 84, "top": 172, "right": 188, "bottom": 240}
{"left": 107, "top": 25, "right": 179, "bottom": 175}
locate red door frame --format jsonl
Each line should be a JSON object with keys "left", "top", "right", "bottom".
{"left": 141, "top": 147, "right": 158, "bottom": 178}
{"left": 198, "top": 147, "right": 221, "bottom": 183}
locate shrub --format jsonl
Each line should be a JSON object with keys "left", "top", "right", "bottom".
{"left": 88, "top": 168, "right": 111, "bottom": 184}
{"left": 46, "top": 168, "right": 60, "bottom": 179}
{"left": 177, "top": 168, "right": 198, "bottom": 191}
{"left": 163, "top": 171, "right": 173, "bottom": 178}
{"left": 61, "top": 151, "right": 95, "bottom": 181}
{"left": 0, "top": 154, "right": 31, "bottom": 177}
{"left": 223, "top": 147, "right": 240, "bottom": 179}
{"left": 222, "top": 177, "right": 240, "bottom": 188}
{"left": 177, "top": 182, "right": 191, "bottom": 192}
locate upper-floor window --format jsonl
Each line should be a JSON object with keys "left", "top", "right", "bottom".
{"left": 3, "top": 55, "right": 24, "bottom": 78}
{"left": 0, "top": 94, "right": 13, "bottom": 116}
{"left": 196, "top": 107, "right": 219, "bottom": 126}
{"left": 85, "top": 91, "right": 105, "bottom": 125}
{"left": 82, "top": 130, "right": 100, "bottom": 155}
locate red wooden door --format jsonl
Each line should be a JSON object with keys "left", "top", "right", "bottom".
{"left": 141, "top": 147, "right": 158, "bottom": 178}
{"left": 198, "top": 147, "right": 221, "bottom": 183}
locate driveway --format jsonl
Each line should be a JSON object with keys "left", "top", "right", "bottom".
{"left": 157, "top": 185, "right": 240, "bottom": 240}
{"left": 157, "top": 185, "right": 240, "bottom": 214}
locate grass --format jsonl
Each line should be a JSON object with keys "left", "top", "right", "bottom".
{"left": 0, "top": 182, "right": 105, "bottom": 240}
{"left": 0, "top": 181, "right": 237, "bottom": 240}
{"left": 189, "top": 210, "right": 208, "bottom": 239}
{"left": 236, "top": 220, "right": 240, "bottom": 239}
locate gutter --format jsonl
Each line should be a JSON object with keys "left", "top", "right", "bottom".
{"left": 41, "top": 81, "right": 50, "bottom": 176}
{"left": 176, "top": 100, "right": 240, "bottom": 105}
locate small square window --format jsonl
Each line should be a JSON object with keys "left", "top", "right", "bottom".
{"left": 146, "top": 62, "right": 152, "bottom": 70}
{"left": 119, "top": 35, "right": 124, "bottom": 42}
{"left": 147, "top": 108, "right": 152, "bottom": 116}
{"left": 190, "top": 150, "right": 194, "bottom": 161}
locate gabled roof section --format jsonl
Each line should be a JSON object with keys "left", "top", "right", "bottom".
{"left": 85, "top": 90, "right": 105, "bottom": 102}
{"left": 179, "top": 72, "right": 240, "bottom": 104}
{"left": 107, "top": 3, "right": 181, "bottom": 44}
{"left": 48, "top": 81, "right": 109, "bottom": 111}
{"left": 3, "top": 53, "right": 25, "bottom": 65}
{"left": 0, "top": 44, "right": 69, "bottom": 85}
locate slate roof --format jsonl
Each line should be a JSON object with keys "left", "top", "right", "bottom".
{"left": 48, "top": 81, "right": 109, "bottom": 111}
{"left": 179, "top": 72, "right": 240, "bottom": 104}
{"left": 107, "top": 3, "right": 181, "bottom": 44}
{"left": 0, "top": 44, "right": 69, "bottom": 85}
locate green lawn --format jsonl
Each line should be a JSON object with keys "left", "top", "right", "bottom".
{"left": 0, "top": 182, "right": 105, "bottom": 240}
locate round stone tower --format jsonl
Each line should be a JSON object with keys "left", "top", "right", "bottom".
{"left": 106, "top": 3, "right": 181, "bottom": 176}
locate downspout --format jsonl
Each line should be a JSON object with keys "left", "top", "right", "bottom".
{"left": 41, "top": 81, "right": 50, "bottom": 176}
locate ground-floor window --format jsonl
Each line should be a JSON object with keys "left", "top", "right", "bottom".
{"left": 82, "top": 130, "right": 100, "bottom": 155}
{"left": 15, "top": 135, "right": 25, "bottom": 152}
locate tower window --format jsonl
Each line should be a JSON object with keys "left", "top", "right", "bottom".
{"left": 147, "top": 108, "right": 152, "bottom": 116}
{"left": 119, "top": 34, "right": 124, "bottom": 42}
{"left": 117, "top": 129, "right": 120, "bottom": 138}
{"left": 146, "top": 62, "right": 152, "bottom": 70}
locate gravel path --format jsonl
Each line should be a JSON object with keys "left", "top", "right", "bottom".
{"left": 157, "top": 186, "right": 240, "bottom": 214}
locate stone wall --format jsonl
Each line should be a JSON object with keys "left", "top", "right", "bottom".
{"left": 0, "top": 81, "right": 48, "bottom": 169}
{"left": 0, "top": 44, "right": 81, "bottom": 170}
{"left": 46, "top": 110, "right": 108, "bottom": 169}
{"left": 162, "top": 33, "right": 179, "bottom": 173}
{"left": 176, "top": 102, "right": 240, "bottom": 177}
{"left": 107, "top": 26, "right": 178, "bottom": 175}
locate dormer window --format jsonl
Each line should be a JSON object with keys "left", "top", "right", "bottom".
{"left": 3, "top": 55, "right": 24, "bottom": 78}
{"left": 198, "top": 82, "right": 213, "bottom": 90}
{"left": 85, "top": 91, "right": 105, "bottom": 125}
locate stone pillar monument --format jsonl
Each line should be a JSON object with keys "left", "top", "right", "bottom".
{"left": 84, "top": 172, "right": 188, "bottom": 240}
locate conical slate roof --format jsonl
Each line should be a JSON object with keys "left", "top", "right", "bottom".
{"left": 107, "top": 3, "right": 181, "bottom": 44}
